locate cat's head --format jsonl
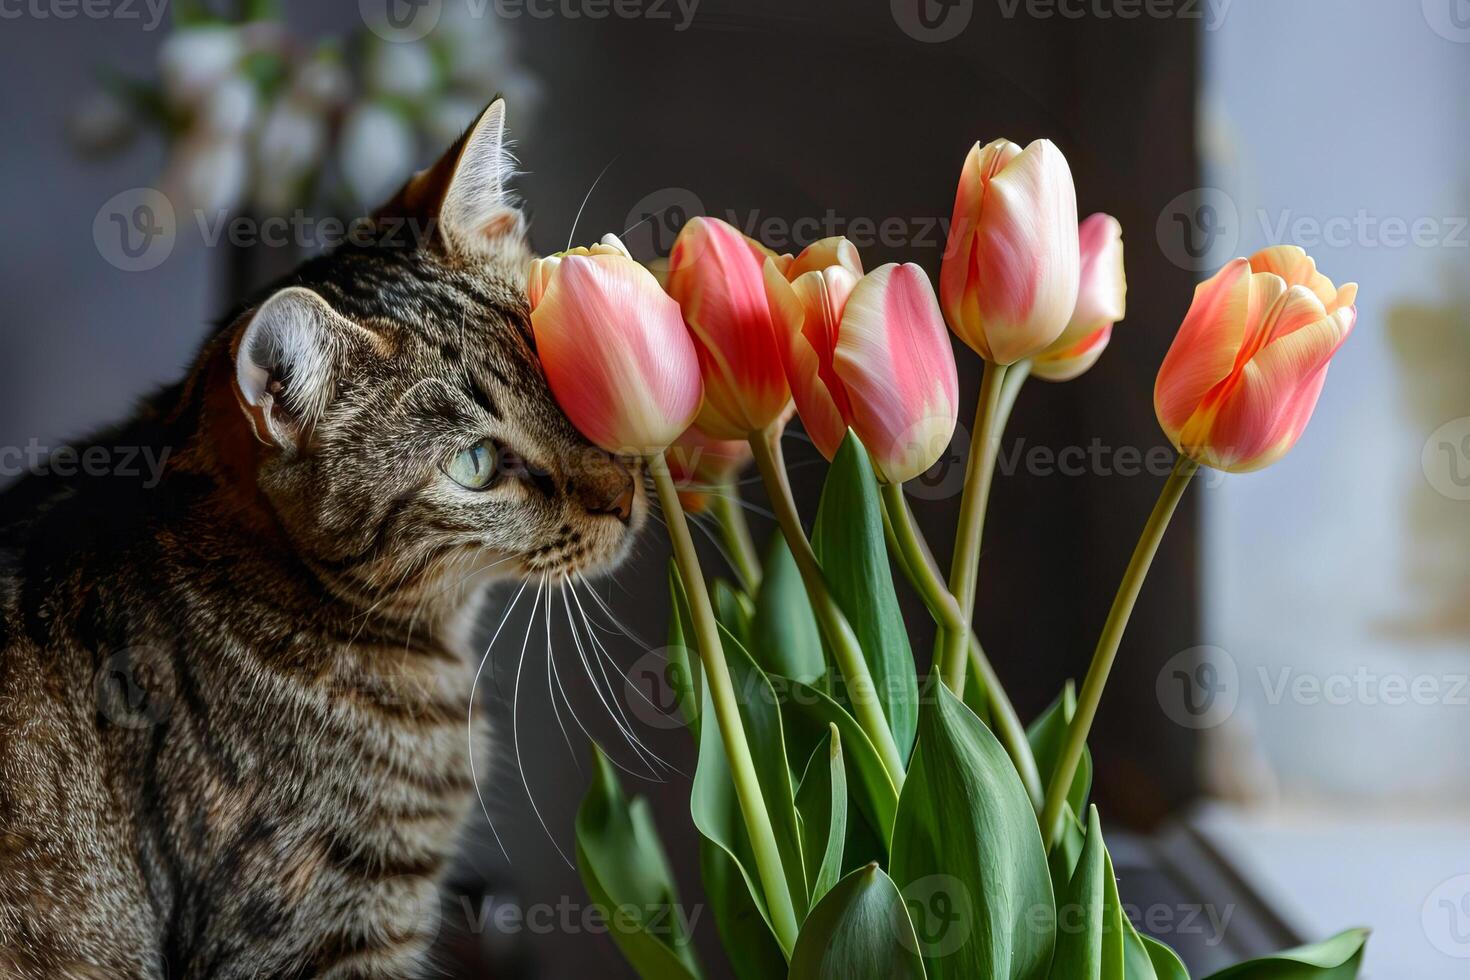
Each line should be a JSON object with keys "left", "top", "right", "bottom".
{"left": 223, "top": 101, "right": 645, "bottom": 614}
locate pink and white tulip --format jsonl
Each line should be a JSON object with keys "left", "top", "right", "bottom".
{"left": 666, "top": 217, "right": 793, "bottom": 439}
{"left": 1154, "top": 246, "right": 1357, "bottom": 473}
{"left": 1034, "top": 213, "right": 1126, "bottom": 382}
{"left": 940, "top": 138, "right": 1080, "bottom": 365}
{"left": 529, "top": 239, "right": 703, "bottom": 455}
{"left": 768, "top": 248, "right": 959, "bottom": 484}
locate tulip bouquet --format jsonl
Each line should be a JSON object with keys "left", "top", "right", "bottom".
{"left": 528, "top": 137, "right": 1366, "bottom": 978}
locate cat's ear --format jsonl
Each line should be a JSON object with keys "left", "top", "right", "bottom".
{"left": 232, "top": 287, "right": 361, "bottom": 451}
{"left": 379, "top": 98, "right": 525, "bottom": 256}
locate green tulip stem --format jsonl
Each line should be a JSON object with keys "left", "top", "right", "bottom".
{"left": 1040, "top": 454, "right": 1199, "bottom": 850}
{"left": 940, "top": 358, "right": 1014, "bottom": 693}
{"left": 880, "top": 481, "right": 1045, "bottom": 810}
{"left": 748, "top": 426, "right": 907, "bottom": 792}
{"left": 709, "top": 484, "right": 762, "bottom": 593}
{"left": 648, "top": 452, "right": 800, "bottom": 953}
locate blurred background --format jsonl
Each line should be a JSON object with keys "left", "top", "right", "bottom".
{"left": 1, "top": 0, "right": 1466, "bottom": 975}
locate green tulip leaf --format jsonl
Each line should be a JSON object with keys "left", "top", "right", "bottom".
{"left": 575, "top": 746, "right": 703, "bottom": 979}
{"left": 1123, "top": 915, "right": 1190, "bottom": 980}
{"left": 689, "top": 620, "right": 809, "bottom": 927}
{"left": 1027, "top": 683, "right": 1093, "bottom": 819}
{"left": 752, "top": 533, "right": 826, "bottom": 685}
{"left": 795, "top": 724, "right": 848, "bottom": 908}
{"left": 811, "top": 430, "right": 919, "bottom": 760}
{"left": 1202, "top": 929, "right": 1369, "bottom": 980}
{"left": 714, "top": 577, "right": 755, "bottom": 647}
{"left": 891, "top": 681, "right": 1055, "bottom": 979}
{"left": 1028, "top": 684, "right": 1093, "bottom": 886}
{"left": 666, "top": 566, "right": 703, "bottom": 737}
{"left": 788, "top": 863, "right": 928, "bottom": 980}
{"left": 702, "top": 837, "right": 789, "bottom": 980}
{"left": 1050, "top": 805, "right": 1119, "bottom": 979}
{"left": 777, "top": 677, "right": 899, "bottom": 851}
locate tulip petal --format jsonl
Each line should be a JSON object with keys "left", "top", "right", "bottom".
{"left": 1181, "top": 305, "right": 1355, "bottom": 471}
{"left": 1033, "top": 324, "right": 1112, "bottom": 382}
{"left": 1246, "top": 245, "right": 1336, "bottom": 310}
{"left": 940, "top": 139, "right": 1021, "bottom": 358}
{"left": 533, "top": 253, "right": 702, "bottom": 454}
{"left": 765, "top": 260, "right": 853, "bottom": 461}
{"left": 667, "top": 217, "right": 791, "bottom": 437}
{"left": 1154, "top": 257, "right": 1253, "bottom": 443}
{"left": 787, "top": 236, "right": 864, "bottom": 281}
{"left": 961, "top": 139, "right": 1080, "bottom": 364}
{"left": 665, "top": 423, "right": 753, "bottom": 491}
{"left": 834, "top": 263, "right": 959, "bottom": 484}
{"left": 1056, "top": 212, "right": 1126, "bottom": 349}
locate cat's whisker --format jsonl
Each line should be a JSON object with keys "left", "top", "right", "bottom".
{"left": 574, "top": 571, "right": 656, "bottom": 650}
{"left": 686, "top": 511, "right": 743, "bottom": 572}
{"left": 553, "top": 587, "right": 666, "bottom": 784}
{"left": 467, "top": 576, "right": 532, "bottom": 865}
{"left": 562, "top": 583, "right": 669, "bottom": 778}
{"left": 567, "top": 583, "right": 681, "bottom": 779}
{"left": 510, "top": 575, "right": 575, "bottom": 869}
{"left": 543, "top": 580, "right": 580, "bottom": 773}
{"left": 567, "top": 157, "right": 618, "bottom": 251}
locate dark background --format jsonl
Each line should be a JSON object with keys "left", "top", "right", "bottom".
{"left": 0, "top": 2, "right": 1207, "bottom": 975}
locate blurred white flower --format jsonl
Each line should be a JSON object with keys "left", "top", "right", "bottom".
{"left": 254, "top": 98, "right": 327, "bottom": 213}
{"left": 364, "top": 39, "right": 439, "bottom": 101}
{"left": 159, "top": 25, "right": 243, "bottom": 107}
{"left": 201, "top": 75, "right": 259, "bottom": 136}
{"left": 339, "top": 103, "right": 418, "bottom": 207}
{"left": 293, "top": 53, "right": 351, "bottom": 111}
{"left": 68, "top": 89, "right": 138, "bottom": 156}
{"left": 170, "top": 132, "right": 249, "bottom": 214}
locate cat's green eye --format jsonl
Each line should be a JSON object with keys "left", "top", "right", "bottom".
{"left": 445, "top": 439, "right": 503, "bottom": 491}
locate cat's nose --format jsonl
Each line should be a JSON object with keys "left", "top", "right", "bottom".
{"left": 580, "top": 462, "right": 635, "bottom": 524}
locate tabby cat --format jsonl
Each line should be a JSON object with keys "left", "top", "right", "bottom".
{"left": 0, "top": 100, "right": 644, "bottom": 978}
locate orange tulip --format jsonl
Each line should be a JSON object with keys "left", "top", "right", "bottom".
{"left": 1034, "top": 213, "right": 1126, "bottom": 382}
{"left": 666, "top": 217, "right": 793, "bottom": 438}
{"left": 1154, "top": 246, "right": 1356, "bottom": 472}
{"left": 768, "top": 247, "right": 958, "bottom": 484}
{"left": 529, "top": 237, "right": 703, "bottom": 455}
{"left": 940, "top": 138, "right": 1080, "bottom": 365}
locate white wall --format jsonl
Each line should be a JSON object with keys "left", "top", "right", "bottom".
{"left": 1201, "top": 0, "right": 1470, "bottom": 806}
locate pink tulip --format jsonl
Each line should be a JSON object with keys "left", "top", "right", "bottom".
{"left": 665, "top": 423, "right": 753, "bottom": 512}
{"left": 1154, "top": 246, "right": 1357, "bottom": 473}
{"left": 940, "top": 138, "right": 1080, "bottom": 365}
{"left": 529, "top": 241, "right": 703, "bottom": 455}
{"left": 768, "top": 253, "right": 959, "bottom": 484}
{"left": 666, "top": 217, "right": 793, "bottom": 439}
{"left": 1034, "top": 213, "right": 1126, "bottom": 382}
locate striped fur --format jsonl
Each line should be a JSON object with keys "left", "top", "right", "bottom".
{"left": 0, "top": 103, "right": 641, "bottom": 978}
